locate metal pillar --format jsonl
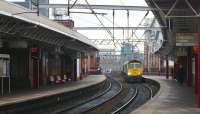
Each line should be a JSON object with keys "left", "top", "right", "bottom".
{"left": 67, "top": 0, "right": 70, "bottom": 16}
{"left": 166, "top": 56, "right": 169, "bottom": 79}
{"left": 197, "top": 18, "right": 200, "bottom": 107}
{"left": 112, "top": 9, "right": 115, "bottom": 41}
{"left": 195, "top": 55, "right": 198, "bottom": 94}
{"left": 158, "top": 55, "right": 161, "bottom": 76}
{"left": 187, "top": 47, "right": 192, "bottom": 86}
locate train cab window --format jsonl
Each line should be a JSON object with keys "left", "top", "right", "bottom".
{"left": 128, "top": 63, "right": 142, "bottom": 69}
{"left": 134, "top": 63, "right": 142, "bottom": 68}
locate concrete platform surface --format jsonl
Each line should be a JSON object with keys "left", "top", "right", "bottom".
{"left": 131, "top": 75, "right": 200, "bottom": 114}
{"left": 0, "top": 75, "right": 106, "bottom": 107}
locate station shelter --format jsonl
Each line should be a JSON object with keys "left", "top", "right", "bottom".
{"left": 145, "top": 0, "right": 200, "bottom": 107}
{"left": 0, "top": 1, "right": 98, "bottom": 94}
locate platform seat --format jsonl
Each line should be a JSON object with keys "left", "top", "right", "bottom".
{"left": 55, "top": 75, "right": 62, "bottom": 83}
{"left": 67, "top": 76, "right": 72, "bottom": 81}
{"left": 61, "top": 75, "right": 67, "bottom": 83}
{"left": 49, "top": 76, "right": 55, "bottom": 84}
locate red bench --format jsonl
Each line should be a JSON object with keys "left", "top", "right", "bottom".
{"left": 49, "top": 75, "right": 69, "bottom": 84}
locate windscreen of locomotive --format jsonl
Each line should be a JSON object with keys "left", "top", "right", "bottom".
{"left": 128, "top": 63, "right": 142, "bottom": 69}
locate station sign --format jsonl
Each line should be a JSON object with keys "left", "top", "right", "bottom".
{"left": 176, "top": 33, "right": 197, "bottom": 46}
{"left": 0, "top": 54, "right": 10, "bottom": 77}
{"left": 176, "top": 47, "right": 187, "bottom": 56}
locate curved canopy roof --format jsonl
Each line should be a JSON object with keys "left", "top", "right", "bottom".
{"left": 145, "top": 0, "right": 199, "bottom": 56}
{"left": 0, "top": 1, "right": 98, "bottom": 51}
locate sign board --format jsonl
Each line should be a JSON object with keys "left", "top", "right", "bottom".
{"left": 0, "top": 54, "right": 10, "bottom": 59}
{"left": 176, "top": 33, "right": 197, "bottom": 46}
{"left": 176, "top": 48, "right": 187, "bottom": 56}
{"left": 0, "top": 54, "right": 10, "bottom": 77}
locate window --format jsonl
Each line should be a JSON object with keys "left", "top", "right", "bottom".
{"left": 128, "top": 63, "right": 141, "bottom": 69}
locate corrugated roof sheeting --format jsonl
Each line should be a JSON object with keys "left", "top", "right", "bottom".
{"left": 0, "top": 1, "right": 98, "bottom": 51}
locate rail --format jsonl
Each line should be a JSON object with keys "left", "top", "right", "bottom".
{"left": 111, "top": 88, "right": 138, "bottom": 114}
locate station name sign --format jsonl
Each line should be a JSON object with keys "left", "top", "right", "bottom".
{"left": 176, "top": 33, "right": 197, "bottom": 46}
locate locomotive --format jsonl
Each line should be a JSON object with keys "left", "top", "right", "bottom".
{"left": 122, "top": 59, "right": 143, "bottom": 82}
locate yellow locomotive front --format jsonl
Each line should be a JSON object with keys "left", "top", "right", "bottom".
{"left": 127, "top": 62, "right": 143, "bottom": 76}
{"left": 122, "top": 60, "right": 143, "bottom": 82}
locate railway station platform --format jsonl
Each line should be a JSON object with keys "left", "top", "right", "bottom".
{"left": 132, "top": 75, "right": 200, "bottom": 114}
{"left": 0, "top": 75, "right": 106, "bottom": 108}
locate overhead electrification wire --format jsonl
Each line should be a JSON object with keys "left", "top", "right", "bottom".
{"left": 131, "top": 11, "right": 149, "bottom": 39}
{"left": 101, "top": 15, "right": 121, "bottom": 27}
{"left": 67, "top": 0, "right": 70, "bottom": 16}
{"left": 70, "top": 0, "right": 79, "bottom": 8}
{"left": 84, "top": 0, "right": 113, "bottom": 37}
{"left": 72, "top": 14, "right": 100, "bottom": 25}
{"left": 66, "top": 0, "right": 78, "bottom": 17}
{"left": 85, "top": 0, "right": 117, "bottom": 47}
{"left": 130, "top": 11, "right": 149, "bottom": 43}
{"left": 129, "top": 11, "right": 149, "bottom": 54}
{"left": 127, "top": 10, "right": 129, "bottom": 39}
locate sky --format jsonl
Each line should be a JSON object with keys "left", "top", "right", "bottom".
{"left": 49, "top": 0, "right": 154, "bottom": 52}
{"left": 6, "top": 0, "right": 24, "bottom": 1}
{"left": 6, "top": 0, "right": 155, "bottom": 52}
{"left": 49, "top": 0, "right": 148, "bottom": 6}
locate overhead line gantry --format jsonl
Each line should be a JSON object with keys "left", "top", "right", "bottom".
{"left": 74, "top": 26, "right": 164, "bottom": 30}
{"left": 39, "top": 4, "right": 152, "bottom": 11}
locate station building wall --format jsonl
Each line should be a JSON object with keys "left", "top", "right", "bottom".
{"left": 0, "top": 40, "right": 30, "bottom": 92}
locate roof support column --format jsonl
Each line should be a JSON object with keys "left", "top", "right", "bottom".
{"left": 187, "top": 47, "right": 192, "bottom": 86}
{"left": 166, "top": 56, "right": 169, "bottom": 79}
{"left": 197, "top": 18, "right": 200, "bottom": 107}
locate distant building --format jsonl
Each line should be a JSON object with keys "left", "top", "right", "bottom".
{"left": 99, "top": 49, "right": 120, "bottom": 72}
{"left": 120, "top": 42, "right": 143, "bottom": 62}
{"left": 120, "top": 42, "right": 144, "bottom": 70}
{"left": 143, "top": 18, "right": 163, "bottom": 74}
{"left": 144, "top": 44, "right": 161, "bottom": 74}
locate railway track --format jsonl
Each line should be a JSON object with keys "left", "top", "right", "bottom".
{"left": 85, "top": 72, "right": 159, "bottom": 114}
{"left": 117, "top": 83, "right": 155, "bottom": 114}
{"left": 108, "top": 82, "right": 156, "bottom": 114}
{"left": 56, "top": 76, "right": 122, "bottom": 114}
{"left": 28, "top": 72, "right": 159, "bottom": 114}
{"left": 84, "top": 72, "right": 132, "bottom": 114}
{"left": 19, "top": 79, "right": 110, "bottom": 114}
{"left": 111, "top": 88, "right": 138, "bottom": 114}
{"left": 53, "top": 72, "right": 159, "bottom": 114}
{"left": 5, "top": 71, "right": 159, "bottom": 114}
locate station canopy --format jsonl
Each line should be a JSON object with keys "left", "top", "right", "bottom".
{"left": 145, "top": 0, "right": 200, "bottom": 56}
{"left": 0, "top": 1, "right": 98, "bottom": 52}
